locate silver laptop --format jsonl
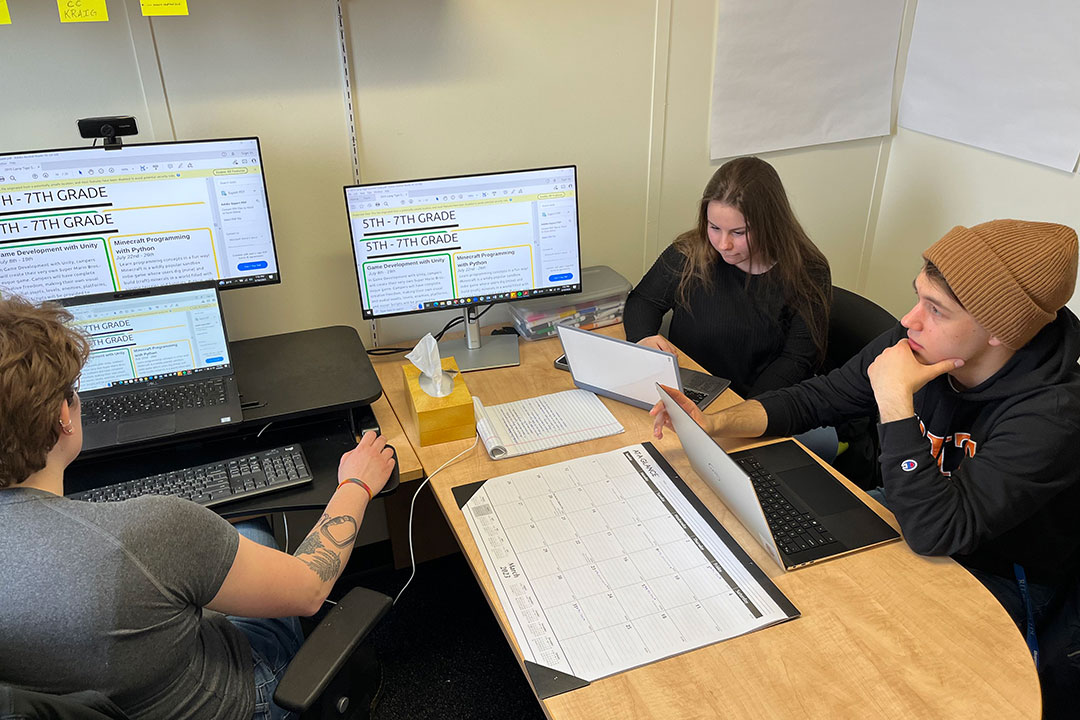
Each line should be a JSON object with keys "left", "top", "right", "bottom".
{"left": 60, "top": 282, "right": 243, "bottom": 452}
{"left": 556, "top": 325, "right": 729, "bottom": 410}
{"left": 657, "top": 384, "right": 899, "bottom": 570}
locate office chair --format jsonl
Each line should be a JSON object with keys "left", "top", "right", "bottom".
{"left": 0, "top": 586, "right": 392, "bottom": 720}
{"left": 824, "top": 286, "right": 899, "bottom": 489}
{"left": 824, "top": 286, "right": 898, "bottom": 372}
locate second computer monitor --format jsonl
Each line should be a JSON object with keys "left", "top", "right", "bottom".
{"left": 0, "top": 137, "right": 280, "bottom": 303}
{"left": 345, "top": 165, "right": 582, "bottom": 320}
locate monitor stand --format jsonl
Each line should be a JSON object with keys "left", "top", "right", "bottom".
{"left": 438, "top": 306, "right": 520, "bottom": 372}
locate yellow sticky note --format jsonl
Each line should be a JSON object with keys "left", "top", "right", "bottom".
{"left": 140, "top": 0, "right": 188, "bottom": 16}
{"left": 0, "top": 1, "right": 12, "bottom": 25}
{"left": 57, "top": 0, "right": 109, "bottom": 23}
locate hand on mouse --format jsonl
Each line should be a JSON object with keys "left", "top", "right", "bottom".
{"left": 338, "top": 431, "right": 396, "bottom": 497}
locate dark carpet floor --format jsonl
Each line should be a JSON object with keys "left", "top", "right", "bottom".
{"left": 338, "top": 549, "right": 548, "bottom": 720}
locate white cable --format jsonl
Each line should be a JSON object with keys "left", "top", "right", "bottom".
{"left": 393, "top": 433, "right": 480, "bottom": 605}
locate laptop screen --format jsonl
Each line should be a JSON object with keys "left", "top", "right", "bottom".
{"left": 656, "top": 383, "right": 785, "bottom": 568}
{"left": 64, "top": 284, "right": 231, "bottom": 394}
{"left": 557, "top": 325, "right": 683, "bottom": 409}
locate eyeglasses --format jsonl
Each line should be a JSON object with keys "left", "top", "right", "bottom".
{"left": 66, "top": 374, "right": 81, "bottom": 401}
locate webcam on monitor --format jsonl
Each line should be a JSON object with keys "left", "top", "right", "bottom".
{"left": 77, "top": 115, "right": 138, "bottom": 149}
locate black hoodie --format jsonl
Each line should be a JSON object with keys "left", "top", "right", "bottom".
{"left": 755, "top": 309, "right": 1080, "bottom": 587}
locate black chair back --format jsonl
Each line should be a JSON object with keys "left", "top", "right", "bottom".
{"left": 824, "top": 286, "right": 898, "bottom": 489}
{"left": 825, "top": 286, "right": 898, "bottom": 371}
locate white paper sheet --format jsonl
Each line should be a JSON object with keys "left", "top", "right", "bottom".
{"left": 462, "top": 444, "right": 796, "bottom": 683}
{"left": 710, "top": 0, "right": 905, "bottom": 159}
{"left": 472, "top": 389, "right": 623, "bottom": 460}
{"left": 899, "top": 0, "right": 1080, "bottom": 172}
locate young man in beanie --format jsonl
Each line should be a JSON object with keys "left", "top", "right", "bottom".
{"left": 652, "top": 219, "right": 1080, "bottom": 713}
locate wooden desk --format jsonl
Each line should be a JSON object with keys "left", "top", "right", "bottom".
{"left": 372, "top": 327, "right": 1040, "bottom": 718}
{"left": 370, "top": 394, "right": 424, "bottom": 485}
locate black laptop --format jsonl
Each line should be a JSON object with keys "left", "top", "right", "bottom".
{"left": 60, "top": 282, "right": 243, "bottom": 452}
{"left": 658, "top": 384, "right": 899, "bottom": 570}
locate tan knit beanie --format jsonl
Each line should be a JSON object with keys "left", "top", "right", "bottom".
{"left": 923, "top": 219, "right": 1078, "bottom": 349}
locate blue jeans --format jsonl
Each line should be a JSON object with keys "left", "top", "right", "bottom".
{"left": 866, "top": 486, "right": 887, "bottom": 506}
{"left": 795, "top": 426, "right": 838, "bottom": 464}
{"left": 230, "top": 518, "right": 304, "bottom": 720}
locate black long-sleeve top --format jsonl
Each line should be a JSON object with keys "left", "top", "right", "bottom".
{"left": 624, "top": 244, "right": 829, "bottom": 398}
{"left": 755, "top": 311, "right": 1080, "bottom": 587}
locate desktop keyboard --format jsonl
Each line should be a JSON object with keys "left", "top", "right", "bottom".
{"left": 68, "top": 445, "right": 312, "bottom": 509}
{"left": 735, "top": 456, "right": 838, "bottom": 557}
{"left": 81, "top": 378, "right": 229, "bottom": 425}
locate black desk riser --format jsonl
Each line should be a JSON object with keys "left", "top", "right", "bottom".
{"left": 67, "top": 325, "right": 399, "bottom": 517}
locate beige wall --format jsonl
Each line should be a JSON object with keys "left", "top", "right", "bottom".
{"left": 869, "top": 128, "right": 1080, "bottom": 320}
{"left": 12, "top": 0, "right": 1076, "bottom": 344}
{"left": 0, "top": 3, "right": 151, "bottom": 150}
{"left": 147, "top": 1, "right": 358, "bottom": 340}
{"left": 659, "top": 1, "right": 891, "bottom": 294}
{"left": 866, "top": 0, "right": 1080, "bottom": 322}
{"left": 349, "top": 0, "right": 901, "bottom": 342}
{"left": 0, "top": 0, "right": 911, "bottom": 347}
{"left": 344, "top": 0, "right": 658, "bottom": 343}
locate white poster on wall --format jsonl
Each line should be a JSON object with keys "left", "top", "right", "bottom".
{"left": 709, "top": 0, "right": 905, "bottom": 160}
{"left": 899, "top": 0, "right": 1080, "bottom": 172}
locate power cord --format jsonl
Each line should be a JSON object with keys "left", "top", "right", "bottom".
{"left": 288, "top": 431, "right": 479, "bottom": 608}
{"left": 393, "top": 432, "right": 480, "bottom": 605}
{"left": 366, "top": 304, "right": 496, "bottom": 356}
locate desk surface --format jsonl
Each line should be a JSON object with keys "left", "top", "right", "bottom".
{"left": 372, "top": 327, "right": 1040, "bottom": 718}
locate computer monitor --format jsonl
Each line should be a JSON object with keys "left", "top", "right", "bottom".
{"left": 344, "top": 165, "right": 582, "bottom": 370}
{"left": 0, "top": 137, "right": 280, "bottom": 303}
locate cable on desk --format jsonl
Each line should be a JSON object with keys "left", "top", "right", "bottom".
{"left": 366, "top": 304, "right": 496, "bottom": 356}
{"left": 394, "top": 432, "right": 481, "bottom": 606}
{"left": 256, "top": 422, "right": 273, "bottom": 439}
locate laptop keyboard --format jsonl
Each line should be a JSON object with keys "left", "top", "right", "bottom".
{"left": 684, "top": 387, "right": 708, "bottom": 405}
{"left": 735, "top": 456, "right": 838, "bottom": 557}
{"left": 68, "top": 445, "right": 312, "bottom": 509}
{"left": 81, "top": 378, "right": 228, "bottom": 425}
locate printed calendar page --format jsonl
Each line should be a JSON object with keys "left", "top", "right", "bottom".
{"left": 460, "top": 443, "right": 797, "bottom": 692}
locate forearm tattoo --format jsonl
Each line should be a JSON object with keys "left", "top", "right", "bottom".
{"left": 294, "top": 513, "right": 357, "bottom": 582}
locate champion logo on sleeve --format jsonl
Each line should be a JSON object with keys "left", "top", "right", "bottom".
{"left": 900, "top": 459, "right": 918, "bottom": 472}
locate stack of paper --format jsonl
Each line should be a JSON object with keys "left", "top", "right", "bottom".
{"left": 473, "top": 389, "right": 623, "bottom": 459}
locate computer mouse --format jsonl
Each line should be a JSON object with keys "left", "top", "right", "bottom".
{"left": 378, "top": 444, "right": 401, "bottom": 496}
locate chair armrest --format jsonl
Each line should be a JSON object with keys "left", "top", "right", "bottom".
{"left": 273, "top": 586, "right": 393, "bottom": 713}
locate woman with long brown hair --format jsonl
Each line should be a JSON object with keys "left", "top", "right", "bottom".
{"left": 625, "top": 156, "right": 831, "bottom": 398}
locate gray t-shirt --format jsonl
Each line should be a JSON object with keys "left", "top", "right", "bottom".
{"left": 0, "top": 487, "right": 253, "bottom": 719}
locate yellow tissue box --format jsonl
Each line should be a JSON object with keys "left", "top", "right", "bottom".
{"left": 402, "top": 357, "right": 475, "bottom": 446}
